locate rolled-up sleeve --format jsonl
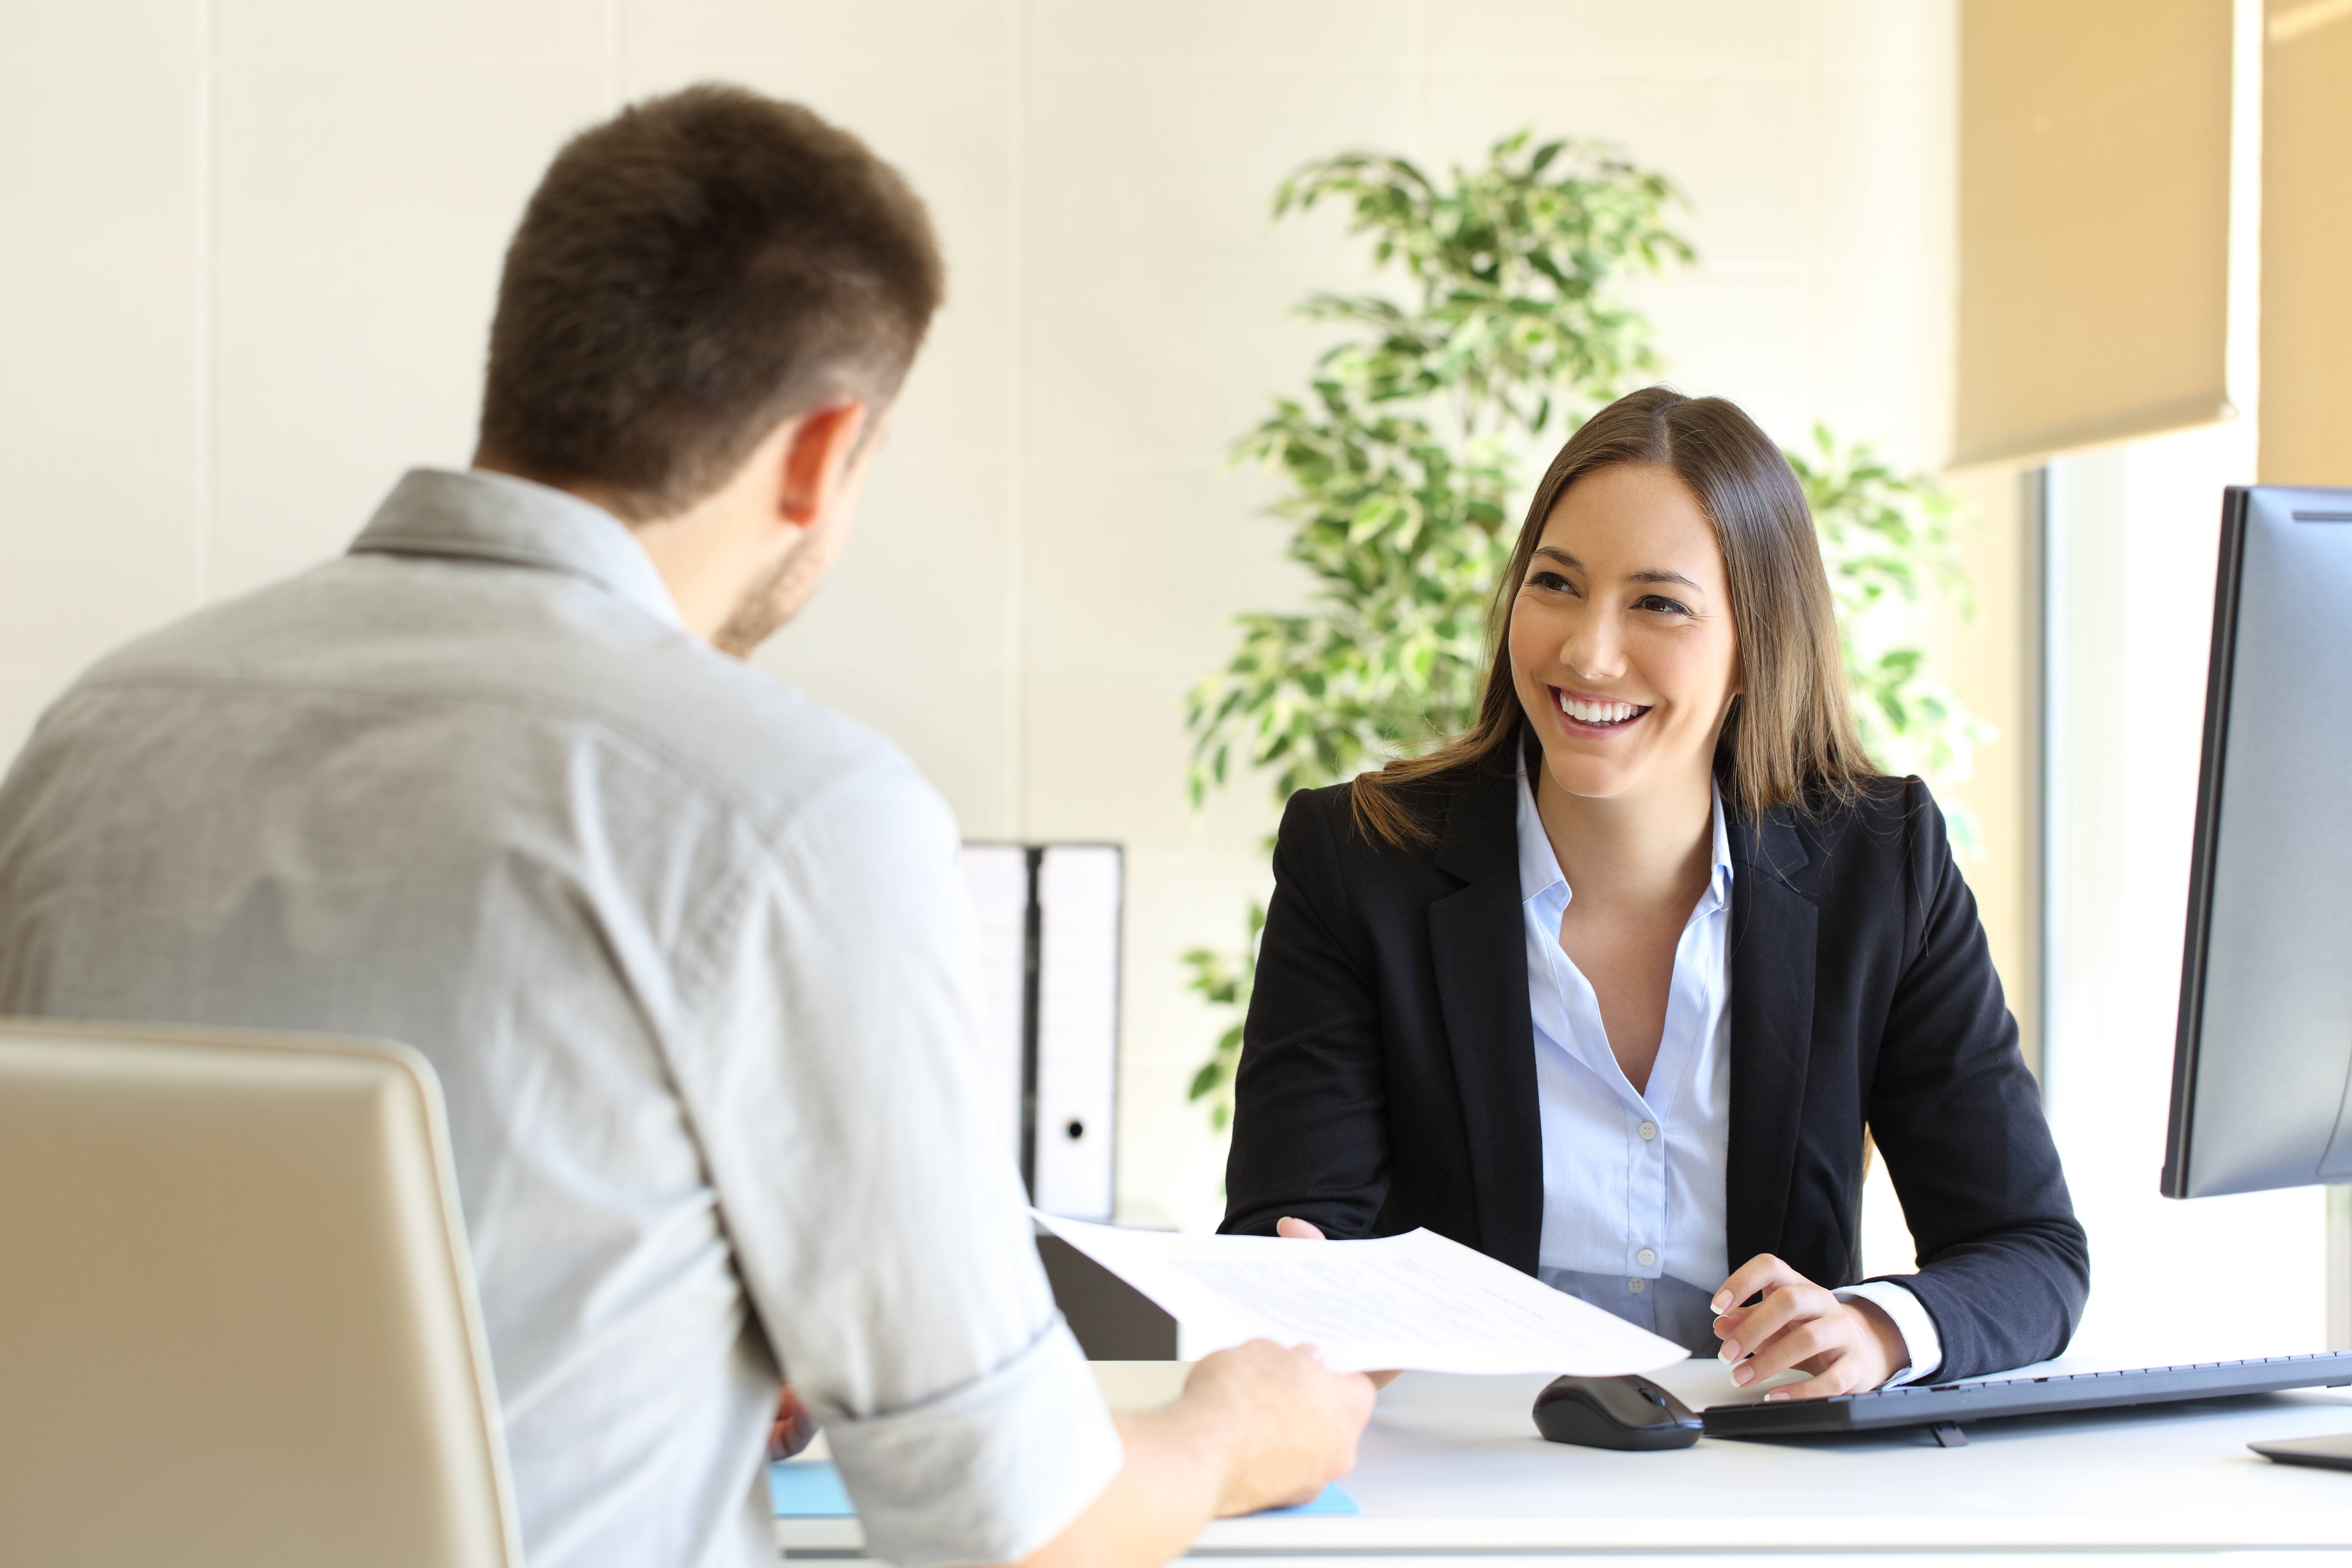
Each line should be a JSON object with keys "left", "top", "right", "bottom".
{"left": 825, "top": 1317, "right": 1113, "bottom": 1566}
{"left": 666, "top": 754, "right": 1121, "bottom": 1567}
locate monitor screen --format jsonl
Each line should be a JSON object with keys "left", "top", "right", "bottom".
{"left": 2164, "top": 486, "right": 2352, "bottom": 1200}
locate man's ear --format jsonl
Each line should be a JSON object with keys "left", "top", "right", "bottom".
{"left": 776, "top": 401, "right": 871, "bottom": 532}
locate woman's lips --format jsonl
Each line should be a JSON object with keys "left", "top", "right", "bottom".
{"left": 1550, "top": 686, "right": 1653, "bottom": 733}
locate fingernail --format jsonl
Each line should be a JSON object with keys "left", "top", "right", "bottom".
{"left": 1764, "top": 1390, "right": 1788, "bottom": 1403}
{"left": 1717, "top": 1340, "right": 1739, "bottom": 1363}
{"left": 1732, "top": 1364, "right": 1754, "bottom": 1387}
{"left": 1711, "top": 1292, "right": 1730, "bottom": 1313}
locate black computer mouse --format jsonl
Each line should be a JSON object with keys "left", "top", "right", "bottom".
{"left": 1532, "top": 1374, "right": 1702, "bottom": 1450}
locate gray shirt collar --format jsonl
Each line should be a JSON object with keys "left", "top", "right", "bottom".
{"left": 349, "top": 467, "right": 685, "bottom": 629}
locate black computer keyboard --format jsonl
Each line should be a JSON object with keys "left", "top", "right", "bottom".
{"left": 1701, "top": 1351, "right": 2352, "bottom": 1439}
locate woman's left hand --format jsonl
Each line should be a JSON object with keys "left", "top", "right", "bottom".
{"left": 1709, "top": 1254, "right": 1907, "bottom": 1401}
{"left": 1275, "top": 1217, "right": 1403, "bottom": 1388}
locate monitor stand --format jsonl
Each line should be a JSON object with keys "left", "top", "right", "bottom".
{"left": 2249, "top": 1432, "right": 2352, "bottom": 1472}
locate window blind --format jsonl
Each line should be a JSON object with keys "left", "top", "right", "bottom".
{"left": 1958, "top": 0, "right": 2236, "bottom": 466}
{"left": 2259, "top": 0, "right": 2352, "bottom": 483}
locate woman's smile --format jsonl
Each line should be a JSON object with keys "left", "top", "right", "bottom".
{"left": 1549, "top": 686, "right": 1654, "bottom": 735}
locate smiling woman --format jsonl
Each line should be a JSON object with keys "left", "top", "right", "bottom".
{"left": 1221, "top": 386, "right": 2089, "bottom": 1403}
{"left": 1350, "top": 388, "right": 1873, "bottom": 849}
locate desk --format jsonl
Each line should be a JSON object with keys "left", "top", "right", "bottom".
{"left": 776, "top": 1361, "right": 2352, "bottom": 1562}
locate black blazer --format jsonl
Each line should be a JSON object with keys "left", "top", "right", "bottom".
{"left": 1220, "top": 765, "right": 2088, "bottom": 1382}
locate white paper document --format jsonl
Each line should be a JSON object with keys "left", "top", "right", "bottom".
{"left": 1033, "top": 1213, "right": 1688, "bottom": 1377}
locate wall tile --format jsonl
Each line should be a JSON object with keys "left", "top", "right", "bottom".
{"left": 1021, "top": 66, "right": 1412, "bottom": 470}
{"left": 0, "top": 0, "right": 199, "bottom": 55}
{"left": 624, "top": 0, "right": 1012, "bottom": 67}
{"left": 0, "top": 52, "right": 201, "bottom": 758}
{"left": 1018, "top": 464, "right": 1298, "bottom": 673}
{"left": 1421, "top": 69, "right": 1814, "bottom": 274}
{"left": 1029, "top": 0, "right": 1414, "bottom": 67}
{"left": 1024, "top": 65, "right": 1412, "bottom": 261}
{"left": 1623, "top": 270, "right": 1820, "bottom": 445}
{"left": 212, "top": 57, "right": 604, "bottom": 260}
{"left": 209, "top": 57, "right": 609, "bottom": 593}
{"left": 219, "top": 0, "right": 607, "bottom": 63}
{"left": 1020, "top": 663, "right": 1280, "bottom": 851}
{"left": 1806, "top": 73, "right": 1955, "bottom": 465}
{"left": 1423, "top": 0, "right": 1809, "bottom": 74}
{"left": 209, "top": 249, "right": 498, "bottom": 590}
{"left": 1020, "top": 258, "right": 1349, "bottom": 486}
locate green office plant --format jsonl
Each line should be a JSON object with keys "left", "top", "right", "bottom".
{"left": 1787, "top": 425, "right": 1994, "bottom": 858}
{"left": 1183, "top": 133, "right": 1988, "bottom": 1131}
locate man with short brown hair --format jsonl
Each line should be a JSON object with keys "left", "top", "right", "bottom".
{"left": 0, "top": 85, "right": 1370, "bottom": 1568}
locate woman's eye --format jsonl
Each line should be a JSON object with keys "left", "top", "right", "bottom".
{"left": 1528, "top": 571, "right": 1574, "bottom": 593}
{"left": 1637, "top": 594, "right": 1692, "bottom": 616}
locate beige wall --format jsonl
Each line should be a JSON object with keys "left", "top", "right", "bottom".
{"left": 0, "top": 1, "right": 1999, "bottom": 1232}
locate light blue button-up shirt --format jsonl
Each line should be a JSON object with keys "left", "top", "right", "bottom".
{"left": 1515, "top": 771, "right": 1941, "bottom": 1382}
{"left": 0, "top": 469, "right": 1120, "bottom": 1568}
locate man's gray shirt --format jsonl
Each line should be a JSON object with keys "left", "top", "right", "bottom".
{"left": 0, "top": 468, "right": 1118, "bottom": 1568}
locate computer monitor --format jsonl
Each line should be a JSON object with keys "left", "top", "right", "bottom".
{"left": 2163, "top": 485, "right": 2352, "bottom": 1200}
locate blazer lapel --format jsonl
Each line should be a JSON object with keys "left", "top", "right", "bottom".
{"left": 1427, "top": 771, "right": 1545, "bottom": 1274}
{"left": 1724, "top": 811, "right": 1819, "bottom": 1267}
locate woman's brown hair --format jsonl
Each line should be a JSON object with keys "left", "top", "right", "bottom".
{"left": 1351, "top": 385, "right": 1877, "bottom": 846}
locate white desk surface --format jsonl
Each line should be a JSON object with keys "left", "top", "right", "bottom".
{"left": 777, "top": 1359, "right": 2352, "bottom": 1561}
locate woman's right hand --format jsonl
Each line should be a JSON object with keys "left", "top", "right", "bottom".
{"left": 1274, "top": 1216, "right": 1402, "bottom": 1387}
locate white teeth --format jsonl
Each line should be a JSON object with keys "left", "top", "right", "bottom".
{"left": 1557, "top": 692, "right": 1643, "bottom": 725}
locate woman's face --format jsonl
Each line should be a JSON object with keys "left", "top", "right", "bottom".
{"left": 1508, "top": 462, "right": 1743, "bottom": 805}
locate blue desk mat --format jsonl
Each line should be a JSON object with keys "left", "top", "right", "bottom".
{"left": 772, "top": 1461, "right": 1357, "bottom": 1518}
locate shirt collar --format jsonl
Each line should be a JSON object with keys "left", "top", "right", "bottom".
{"left": 347, "top": 468, "right": 685, "bottom": 630}
{"left": 1515, "top": 769, "right": 1567, "bottom": 905}
{"left": 1515, "top": 766, "right": 1737, "bottom": 909}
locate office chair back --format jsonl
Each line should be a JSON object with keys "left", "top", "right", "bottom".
{"left": 0, "top": 1019, "right": 522, "bottom": 1568}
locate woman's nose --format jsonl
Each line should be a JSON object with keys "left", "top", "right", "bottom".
{"left": 1559, "top": 611, "right": 1625, "bottom": 682}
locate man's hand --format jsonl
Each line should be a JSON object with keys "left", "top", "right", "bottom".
{"left": 1019, "top": 1339, "right": 1373, "bottom": 1568}
{"left": 1176, "top": 1340, "right": 1376, "bottom": 1514}
{"left": 1710, "top": 1254, "right": 1907, "bottom": 1402}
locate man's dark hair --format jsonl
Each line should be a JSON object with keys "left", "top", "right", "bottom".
{"left": 478, "top": 84, "right": 943, "bottom": 521}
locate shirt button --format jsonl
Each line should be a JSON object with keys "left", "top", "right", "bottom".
{"left": 1627, "top": 1277, "right": 1647, "bottom": 1294}
{"left": 1637, "top": 1247, "right": 1657, "bottom": 1267}
{"left": 1638, "top": 1121, "right": 1658, "bottom": 1142}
